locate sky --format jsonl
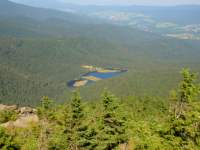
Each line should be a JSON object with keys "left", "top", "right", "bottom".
{"left": 59, "top": 0, "right": 200, "bottom": 5}
{"left": 11, "top": 0, "right": 200, "bottom": 6}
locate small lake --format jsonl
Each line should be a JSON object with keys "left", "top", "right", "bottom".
{"left": 68, "top": 69, "right": 127, "bottom": 88}
{"left": 83, "top": 71, "right": 126, "bottom": 79}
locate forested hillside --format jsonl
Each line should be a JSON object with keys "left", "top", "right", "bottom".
{"left": 11, "top": 0, "right": 200, "bottom": 25}
{"left": 0, "top": 69, "right": 200, "bottom": 149}
{"left": 0, "top": 1, "right": 200, "bottom": 149}
{"left": 0, "top": 0, "right": 200, "bottom": 105}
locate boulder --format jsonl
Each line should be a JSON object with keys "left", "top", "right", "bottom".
{"left": 1, "top": 114, "right": 39, "bottom": 128}
{"left": 18, "top": 107, "right": 37, "bottom": 115}
{"left": 0, "top": 104, "right": 17, "bottom": 111}
{"left": 1, "top": 121, "right": 15, "bottom": 128}
{"left": 13, "top": 114, "right": 39, "bottom": 128}
{"left": 0, "top": 104, "right": 39, "bottom": 128}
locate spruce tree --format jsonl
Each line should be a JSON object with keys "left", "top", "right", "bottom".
{"left": 161, "top": 69, "right": 200, "bottom": 149}
{"left": 37, "top": 96, "right": 55, "bottom": 120}
{"left": 65, "top": 92, "right": 97, "bottom": 150}
{"left": 98, "top": 91, "right": 127, "bottom": 150}
{"left": 0, "top": 127, "right": 20, "bottom": 150}
{"left": 37, "top": 96, "right": 55, "bottom": 150}
{"left": 174, "top": 68, "right": 200, "bottom": 118}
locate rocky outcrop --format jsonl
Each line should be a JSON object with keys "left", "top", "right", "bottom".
{"left": 2, "top": 114, "right": 39, "bottom": 128}
{"left": 0, "top": 104, "right": 39, "bottom": 128}
{"left": 18, "top": 107, "right": 37, "bottom": 115}
{"left": 0, "top": 104, "right": 17, "bottom": 111}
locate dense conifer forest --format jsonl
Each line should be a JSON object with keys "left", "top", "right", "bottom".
{"left": 0, "top": 69, "right": 200, "bottom": 149}
{"left": 0, "top": 1, "right": 200, "bottom": 149}
{"left": 1, "top": 0, "right": 200, "bottom": 105}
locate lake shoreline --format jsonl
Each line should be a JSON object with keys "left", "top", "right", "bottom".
{"left": 67, "top": 68, "right": 128, "bottom": 88}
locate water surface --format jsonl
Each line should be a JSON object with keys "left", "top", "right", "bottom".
{"left": 68, "top": 69, "right": 127, "bottom": 87}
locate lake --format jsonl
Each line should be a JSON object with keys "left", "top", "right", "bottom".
{"left": 68, "top": 69, "right": 127, "bottom": 88}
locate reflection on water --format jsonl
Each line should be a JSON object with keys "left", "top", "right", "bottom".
{"left": 67, "top": 68, "right": 127, "bottom": 88}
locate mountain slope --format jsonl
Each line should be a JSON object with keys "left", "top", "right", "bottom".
{"left": 0, "top": 0, "right": 200, "bottom": 105}
{"left": 0, "top": 0, "right": 91, "bottom": 23}
{"left": 10, "top": 0, "right": 200, "bottom": 25}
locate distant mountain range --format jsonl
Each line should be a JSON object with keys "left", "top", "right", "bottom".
{"left": 0, "top": 0, "right": 95, "bottom": 23}
{"left": 9, "top": 0, "right": 200, "bottom": 40}
{"left": 10, "top": 0, "right": 200, "bottom": 24}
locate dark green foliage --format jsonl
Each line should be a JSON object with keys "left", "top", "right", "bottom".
{"left": 68, "top": 92, "right": 84, "bottom": 149}
{"left": 160, "top": 69, "right": 200, "bottom": 149}
{"left": 1, "top": 1, "right": 200, "bottom": 106}
{"left": 48, "top": 126, "right": 68, "bottom": 150}
{"left": 0, "top": 110, "right": 17, "bottom": 124}
{"left": 71, "top": 92, "right": 84, "bottom": 123}
{"left": 37, "top": 96, "right": 57, "bottom": 150}
{"left": 0, "top": 127, "right": 20, "bottom": 150}
{"left": 37, "top": 96, "right": 55, "bottom": 121}
{"left": 1, "top": 1, "right": 200, "bottom": 149}
{"left": 0, "top": 69, "right": 199, "bottom": 149}
{"left": 79, "top": 128, "right": 98, "bottom": 150}
{"left": 97, "top": 91, "right": 127, "bottom": 149}
{"left": 161, "top": 103, "right": 200, "bottom": 149}
{"left": 64, "top": 92, "right": 97, "bottom": 149}
{"left": 179, "top": 68, "right": 200, "bottom": 103}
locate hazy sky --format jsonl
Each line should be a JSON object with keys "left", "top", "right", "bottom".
{"left": 11, "top": 0, "right": 200, "bottom": 6}
{"left": 59, "top": 0, "right": 200, "bottom": 5}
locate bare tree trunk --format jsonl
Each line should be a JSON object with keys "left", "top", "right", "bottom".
{"left": 120, "top": 143, "right": 127, "bottom": 150}
{"left": 175, "top": 101, "right": 185, "bottom": 119}
{"left": 38, "top": 120, "right": 48, "bottom": 150}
